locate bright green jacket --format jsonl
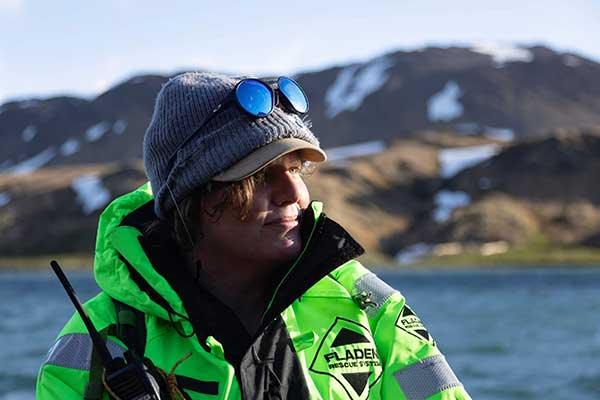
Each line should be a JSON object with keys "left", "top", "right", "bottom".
{"left": 37, "top": 183, "right": 471, "bottom": 400}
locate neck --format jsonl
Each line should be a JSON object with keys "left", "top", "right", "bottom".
{"left": 189, "top": 248, "right": 275, "bottom": 334}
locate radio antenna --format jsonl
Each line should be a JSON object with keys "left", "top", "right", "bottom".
{"left": 50, "top": 260, "right": 116, "bottom": 370}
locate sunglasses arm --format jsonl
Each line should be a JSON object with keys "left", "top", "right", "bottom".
{"left": 166, "top": 99, "right": 233, "bottom": 171}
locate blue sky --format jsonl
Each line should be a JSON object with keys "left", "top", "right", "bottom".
{"left": 1, "top": 0, "right": 598, "bottom": 103}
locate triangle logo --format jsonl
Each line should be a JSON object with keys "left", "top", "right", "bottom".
{"left": 401, "top": 305, "right": 416, "bottom": 317}
{"left": 415, "top": 329, "right": 431, "bottom": 341}
{"left": 332, "top": 328, "right": 370, "bottom": 347}
{"left": 341, "top": 372, "right": 372, "bottom": 396}
{"left": 309, "top": 317, "right": 383, "bottom": 399}
{"left": 395, "top": 305, "right": 435, "bottom": 345}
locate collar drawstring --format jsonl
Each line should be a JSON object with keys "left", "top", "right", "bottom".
{"left": 252, "top": 347, "right": 282, "bottom": 399}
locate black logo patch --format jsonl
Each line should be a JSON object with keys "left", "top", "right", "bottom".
{"left": 310, "top": 317, "right": 382, "bottom": 399}
{"left": 395, "top": 305, "right": 435, "bottom": 344}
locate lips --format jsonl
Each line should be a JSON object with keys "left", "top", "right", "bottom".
{"left": 264, "top": 215, "right": 299, "bottom": 228}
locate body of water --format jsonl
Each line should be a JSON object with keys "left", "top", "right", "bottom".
{"left": 1, "top": 268, "right": 599, "bottom": 399}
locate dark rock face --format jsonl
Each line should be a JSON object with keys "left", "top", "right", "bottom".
{"left": 426, "top": 132, "right": 600, "bottom": 247}
{"left": 448, "top": 131, "right": 600, "bottom": 203}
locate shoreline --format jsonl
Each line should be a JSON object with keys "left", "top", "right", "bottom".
{"left": 0, "top": 254, "right": 94, "bottom": 271}
{"left": 3, "top": 248, "right": 600, "bottom": 271}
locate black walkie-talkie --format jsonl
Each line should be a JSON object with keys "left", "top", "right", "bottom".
{"left": 50, "top": 260, "right": 162, "bottom": 400}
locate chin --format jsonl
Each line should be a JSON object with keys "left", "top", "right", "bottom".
{"left": 270, "top": 237, "right": 303, "bottom": 264}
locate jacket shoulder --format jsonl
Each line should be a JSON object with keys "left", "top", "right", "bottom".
{"left": 328, "top": 263, "right": 470, "bottom": 399}
{"left": 329, "top": 260, "right": 404, "bottom": 320}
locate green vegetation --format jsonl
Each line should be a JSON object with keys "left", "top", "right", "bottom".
{"left": 415, "top": 235, "right": 600, "bottom": 268}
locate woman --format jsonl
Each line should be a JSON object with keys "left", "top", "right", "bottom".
{"left": 37, "top": 72, "right": 470, "bottom": 399}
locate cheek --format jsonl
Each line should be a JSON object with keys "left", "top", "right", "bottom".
{"left": 249, "top": 190, "right": 270, "bottom": 213}
{"left": 298, "top": 180, "right": 310, "bottom": 208}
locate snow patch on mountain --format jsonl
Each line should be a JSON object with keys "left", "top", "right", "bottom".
{"left": 472, "top": 43, "right": 534, "bottom": 66}
{"left": 113, "top": 119, "right": 127, "bottom": 135}
{"left": 21, "top": 125, "right": 37, "bottom": 142}
{"left": 325, "top": 65, "right": 357, "bottom": 117}
{"left": 325, "top": 140, "right": 386, "bottom": 163}
{"left": 452, "top": 123, "right": 515, "bottom": 141}
{"left": 325, "top": 56, "right": 393, "bottom": 118}
{"left": 563, "top": 55, "right": 582, "bottom": 67}
{"left": 72, "top": 175, "right": 111, "bottom": 215}
{"left": 60, "top": 139, "right": 80, "bottom": 156}
{"left": 428, "top": 81, "right": 463, "bottom": 122}
{"left": 0, "top": 192, "right": 11, "bottom": 207}
{"left": 10, "top": 148, "right": 57, "bottom": 175}
{"left": 484, "top": 127, "right": 514, "bottom": 141}
{"left": 439, "top": 144, "right": 499, "bottom": 178}
{"left": 433, "top": 190, "right": 471, "bottom": 222}
{"left": 85, "top": 121, "right": 112, "bottom": 142}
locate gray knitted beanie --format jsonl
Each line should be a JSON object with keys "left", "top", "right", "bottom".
{"left": 143, "top": 71, "right": 321, "bottom": 219}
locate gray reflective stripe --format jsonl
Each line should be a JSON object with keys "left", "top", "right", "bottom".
{"left": 43, "top": 333, "right": 126, "bottom": 371}
{"left": 394, "top": 354, "right": 462, "bottom": 400}
{"left": 353, "top": 272, "right": 397, "bottom": 317}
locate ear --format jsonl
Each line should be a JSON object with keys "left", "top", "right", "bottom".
{"left": 199, "top": 193, "right": 226, "bottom": 224}
{"left": 202, "top": 205, "right": 222, "bottom": 223}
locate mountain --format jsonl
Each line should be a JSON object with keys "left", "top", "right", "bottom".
{"left": 1, "top": 45, "right": 600, "bottom": 172}
{"left": 1, "top": 44, "right": 600, "bottom": 264}
{"left": 303, "top": 45, "right": 600, "bottom": 146}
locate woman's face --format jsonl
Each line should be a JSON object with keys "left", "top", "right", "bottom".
{"left": 199, "top": 152, "right": 310, "bottom": 269}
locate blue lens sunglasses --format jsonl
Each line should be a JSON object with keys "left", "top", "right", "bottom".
{"left": 167, "top": 76, "right": 309, "bottom": 170}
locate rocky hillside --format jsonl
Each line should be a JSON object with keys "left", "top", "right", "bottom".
{"left": 0, "top": 162, "right": 144, "bottom": 256}
{"left": 1, "top": 130, "right": 599, "bottom": 264}
{"left": 442, "top": 129, "right": 600, "bottom": 246}
{"left": 370, "top": 130, "right": 600, "bottom": 261}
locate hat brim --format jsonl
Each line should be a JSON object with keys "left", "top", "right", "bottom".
{"left": 212, "top": 138, "right": 327, "bottom": 182}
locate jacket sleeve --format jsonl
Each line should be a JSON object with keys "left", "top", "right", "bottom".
{"left": 36, "top": 329, "right": 126, "bottom": 400}
{"left": 36, "top": 293, "right": 123, "bottom": 400}
{"left": 36, "top": 358, "right": 93, "bottom": 400}
{"left": 373, "top": 289, "right": 471, "bottom": 399}
{"left": 332, "top": 261, "right": 471, "bottom": 400}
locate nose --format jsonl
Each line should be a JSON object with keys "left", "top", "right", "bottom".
{"left": 271, "top": 171, "right": 304, "bottom": 207}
